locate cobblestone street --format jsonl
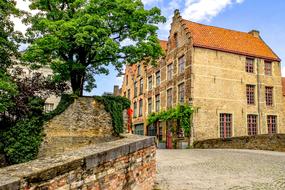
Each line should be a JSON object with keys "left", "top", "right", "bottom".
{"left": 155, "top": 149, "right": 285, "bottom": 190}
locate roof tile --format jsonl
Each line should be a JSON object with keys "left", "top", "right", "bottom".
{"left": 182, "top": 20, "right": 280, "bottom": 61}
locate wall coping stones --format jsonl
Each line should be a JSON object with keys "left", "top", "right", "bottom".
{"left": 0, "top": 134, "right": 155, "bottom": 189}
{"left": 193, "top": 134, "right": 285, "bottom": 152}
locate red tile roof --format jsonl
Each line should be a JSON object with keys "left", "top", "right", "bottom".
{"left": 282, "top": 78, "right": 285, "bottom": 96}
{"left": 182, "top": 20, "right": 280, "bottom": 61}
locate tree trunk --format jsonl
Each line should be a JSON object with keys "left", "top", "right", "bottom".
{"left": 71, "top": 71, "right": 85, "bottom": 96}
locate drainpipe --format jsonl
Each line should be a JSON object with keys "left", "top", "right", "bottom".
{"left": 257, "top": 59, "right": 261, "bottom": 134}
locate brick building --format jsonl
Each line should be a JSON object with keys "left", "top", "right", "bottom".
{"left": 121, "top": 10, "right": 284, "bottom": 143}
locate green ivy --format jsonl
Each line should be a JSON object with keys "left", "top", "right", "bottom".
{"left": 0, "top": 94, "right": 75, "bottom": 164}
{"left": 0, "top": 94, "right": 128, "bottom": 164}
{"left": 94, "top": 96, "right": 130, "bottom": 135}
{"left": 147, "top": 104, "right": 194, "bottom": 135}
{"left": 1, "top": 117, "right": 44, "bottom": 164}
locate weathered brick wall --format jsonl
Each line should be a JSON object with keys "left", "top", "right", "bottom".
{"left": 39, "top": 97, "right": 117, "bottom": 157}
{"left": 194, "top": 134, "right": 285, "bottom": 152}
{"left": 0, "top": 135, "right": 156, "bottom": 190}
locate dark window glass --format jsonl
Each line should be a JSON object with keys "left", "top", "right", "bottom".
{"left": 265, "top": 86, "right": 273, "bottom": 106}
{"left": 178, "top": 83, "right": 185, "bottom": 104}
{"left": 246, "top": 85, "right": 255, "bottom": 105}
{"left": 156, "top": 71, "right": 160, "bottom": 86}
{"left": 220, "top": 113, "right": 232, "bottom": 138}
{"left": 167, "top": 88, "right": 173, "bottom": 108}
{"left": 246, "top": 58, "right": 254, "bottom": 73}
{"left": 267, "top": 115, "right": 277, "bottom": 134}
{"left": 155, "top": 94, "right": 160, "bottom": 112}
{"left": 265, "top": 61, "right": 272, "bottom": 75}
{"left": 178, "top": 56, "right": 185, "bottom": 74}
{"left": 247, "top": 115, "right": 258, "bottom": 135}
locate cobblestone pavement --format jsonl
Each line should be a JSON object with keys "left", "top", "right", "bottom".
{"left": 155, "top": 149, "right": 285, "bottom": 190}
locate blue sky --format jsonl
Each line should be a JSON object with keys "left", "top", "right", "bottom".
{"left": 14, "top": 0, "right": 285, "bottom": 95}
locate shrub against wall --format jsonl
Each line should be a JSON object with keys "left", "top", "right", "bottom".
{"left": 94, "top": 96, "right": 130, "bottom": 135}
{"left": 0, "top": 94, "right": 74, "bottom": 164}
{"left": 0, "top": 95, "right": 130, "bottom": 164}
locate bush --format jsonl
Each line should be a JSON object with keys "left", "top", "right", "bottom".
{"left": 0, "top": 117, "right": 44, "bottom": 164}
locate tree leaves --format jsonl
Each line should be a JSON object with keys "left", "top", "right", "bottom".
{"left": 24, "top": 0, "right": 166, "bottom": 94}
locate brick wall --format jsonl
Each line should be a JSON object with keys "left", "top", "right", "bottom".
{"left": 0, "top": 135, "right": 156, "bottom": 190}
{"left": 193, "top": 134, "right": 285, "bottom": 152}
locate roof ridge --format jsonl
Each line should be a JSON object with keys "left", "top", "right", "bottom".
{"left": 182, "top": 19, "right": 254, "bottom": 37}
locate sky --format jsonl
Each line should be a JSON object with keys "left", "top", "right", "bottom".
{"left": 13, "top": 0, "right": 285, "bottom": 95}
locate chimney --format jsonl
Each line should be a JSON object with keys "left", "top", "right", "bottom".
{"left": 248, "top": 30, "right": 260, "bottom": 38}
{"left": 174, "top": 9, "right": 180, "bottom": 16}
{"left": 113, "top": 85, "right": 120, "bottom": 96}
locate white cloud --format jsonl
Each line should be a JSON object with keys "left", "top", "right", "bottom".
{"left": 11, "top": 0, "right": 38, "bottom": 34}
{"left": 156, "top": 0, "right": 245, "bottom": 40}
{"left": 142, "top": 0, "right": 162, "bottom": 5}
{"left": 182, "top": 0, "right": 244, "bottom": 22}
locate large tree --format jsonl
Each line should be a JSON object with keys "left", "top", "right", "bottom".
{"left": 0, "top": 0, "right": 22, "bottom": 112}
{"left": 23, "top": 0, "right": 166, "bottom": 95}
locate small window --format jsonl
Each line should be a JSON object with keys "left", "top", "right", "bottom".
{"left": 126, "top": 75, "right": 128, "bottom": 85}
{"left": 155, "top": 94, "right": 160, "bottom": 112}
{"left": 246, "top": 85, "right": 255, "bottom": 105}
{"left": 148, "top": 97, "right": 152, "bottom": 114}
{"left": 247, "top": 115, "right": 258, "bottom": 136}
{"left": 133, "top": 101, "right": 137, "bottom": 118}
{"left": 220, "top": 113, "right": 232, "bottom": 138}
{"left": 167, "top": 88, "right": 173, "bottom": 108}
{"left": 134, "top": 124, "right": 144, "bottom": 135}
{"left": 178, "top": 83, "right": 185, "bottom": 104}
{"left": 123, "top": 91, "right": 126, "bottom": 97}
{"left": 127, "top": 89, "right": 130, "bottom": 99}
{"left": 267, "top": 115, "right": 277, "bottom": 134}
{"left": 174, "top": 33, "right": 178, "bottom": 48}
{"left": 139, "top": 99, "right": 143, "bottom": 117}
{"left": 44, "top": 103, "right": 54, "bottom": 113}
{"left": 134, "top": 81, "right": 137, "bottom": 97}
{"left": 148, "top": 76, "right": 152, "bottom": 90}
{"left": 156, "top": 71, "right": 160, "bottom": 86}
{"left": 265, "top": 61, "right": 272, "bottom": 75}
{"left": 139, "top": 79, "right": 143, "bottom": 95}
{"left": 246, "top": 58, "right": 254, "bottom": 73}
{"left": 178, "top": 55, "right": 185, "bottom": 74}
{"left": 265, "top": 86, "right": 273, "bottom": 106}
{"left": 167, "top": 63, "right": 173, "bottom": 80}
{"left": 147, "top": 124, "right": 156, "bottom": 136}
{"left": 137, "top": 64, "right": 141, "bottom": 76}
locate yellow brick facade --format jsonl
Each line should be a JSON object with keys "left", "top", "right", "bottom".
{"left": 120, "top": 11, "right": 284, "bottom": 141}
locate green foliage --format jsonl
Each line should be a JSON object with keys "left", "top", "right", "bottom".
{"left": 0, "top": 117, "right": 44, "bottom": 164}
{"left": 0, "top": 0, "right": 22, "bottom": 69}
{"left": 94, "top": 96, "right": 130, "bottom": 135}
{"left": 147, "top": 105, "right": 194, "bottom": 135}
{"left": 44, "top": 94, "right": 76, "bottom": 121}
{"left": 23, "top": 0, "right": 166, "bottom": 95}
{"left": 0, "top": 70, "right": 18, "bottom": 113}
{"left": 0, "top": 94, "right": 75, "bottom": 165}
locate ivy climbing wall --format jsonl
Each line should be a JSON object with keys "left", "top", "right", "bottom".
{"left": 38, "top": 97, "right": 120, "bottom": 157}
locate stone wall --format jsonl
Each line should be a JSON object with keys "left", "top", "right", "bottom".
{"left": 193, "top": 134, "right": 285, "bottom": 152}
{"left": 39, "top": 97, "right": 117, "bottom": 157}
{"left": 0, "top": 135, "right": 156, "bottom": 190}
{"left": 192, "top": 47, "right": 284, "bottom": 140}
